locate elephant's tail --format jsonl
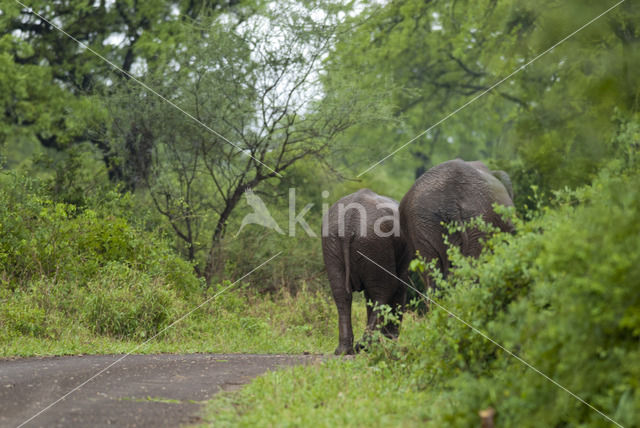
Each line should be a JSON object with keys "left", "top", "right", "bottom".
{"left": 342, "top": 235, "right": 352, "bottom": 294}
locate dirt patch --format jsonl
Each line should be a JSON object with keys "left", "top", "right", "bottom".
{"left": 0, "top": 353, "right": 323, "bottom": 428}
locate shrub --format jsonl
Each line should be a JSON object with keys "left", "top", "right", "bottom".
{"left": 0, "top": 171, "right": 200, "bottom": 293}
{"left": 83, "top": 262, "right": 180, "bottom": 339}
{"left": 0, "top": 171, "right": 202, "bottom": 344}
{"left": 0, "top": 290, "right": 46, "bottom": 337}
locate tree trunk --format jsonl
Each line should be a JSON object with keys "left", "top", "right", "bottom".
{"left": 203, "top": 185, "right": 247, "bottom": 284}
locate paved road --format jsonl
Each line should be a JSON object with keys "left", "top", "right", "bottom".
{"left": 0, "top": 353, "right": 322, "bottom": 428}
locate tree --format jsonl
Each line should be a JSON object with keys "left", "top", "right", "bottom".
{"left": 324, "top": 0, "right": 520, "bottom": 180}
{"left": 325, "top": 0, "right": 640, "bottom": 207}
{"left": 108, "top": 1, "right": 386, "bottom": 282}
{"left": 0, "top": 0, "right": 253, "bottom": 185}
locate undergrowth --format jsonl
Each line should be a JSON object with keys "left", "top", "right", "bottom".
{"left": 1, "top": 282, "right": 367, "bottom": 356}
{"left": 0, "top": 171, "right": 366, "bottom": 356}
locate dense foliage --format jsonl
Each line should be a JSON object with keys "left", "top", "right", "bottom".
{"left": 327, "top": 0, "right": 640, "bottom": 207}
{"left": 0, "top": 171, "right": 197, "bottom": 340}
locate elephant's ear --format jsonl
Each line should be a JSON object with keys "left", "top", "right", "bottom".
{"left": 492, "top": 170, "right": 514, "bottom": 201}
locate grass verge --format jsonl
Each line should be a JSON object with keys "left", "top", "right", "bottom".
{"left": 1, "top": 285, "right": 368, "bottom": 357}
{"left": 202, "top": 316, "right": 433, "bottom": 428}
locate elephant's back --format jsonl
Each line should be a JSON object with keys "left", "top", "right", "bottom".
{"left": 402, "top": 160, "right": 510, "bottom": 221}
{"left": 399, "top": 159, "right": 515, "bottom": 252}
{"left": 325, "top": 189, "right": 397, "bottom": 229}
{"left": 322, "top": 188, "right": 401, "bottom": 252}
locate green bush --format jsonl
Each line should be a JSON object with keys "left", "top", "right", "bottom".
{"left": 0, "top": 171, "right": 200, "bottom": 293}
{"left": 1, "top": 291, "right": 46, "bottom": 337}
{"left": 0, "top": 171, "right": 204, "bottom": 345}
{"left": 83, "top": 263, "right": 179, "bottom": 339}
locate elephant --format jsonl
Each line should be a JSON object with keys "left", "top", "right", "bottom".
{"left": 399, "top": 159, "right": 514, "bottom": 286}
{"left": 322, "top": 189, "right": 408, "bottom": 355}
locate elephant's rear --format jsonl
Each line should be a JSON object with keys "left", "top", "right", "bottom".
{"left": 323, "top": 189, "right": 402, "bottom": 293}
{"left": 400, "top": 159, "right": 514, "bottom": 280}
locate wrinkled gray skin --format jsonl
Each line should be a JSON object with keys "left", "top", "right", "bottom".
{"left": 322, "top": 189, "right": 408, "bottom": 355}
{"left": 400, "top": 159, "right": 514, "bottom": 286}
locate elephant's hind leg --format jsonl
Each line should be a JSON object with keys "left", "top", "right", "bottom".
{"left": 327, "top": 266, "right": 354, "bottom": 355}
{"left": 355, "top": 274, "right": 402, "bottom": 351}
{"left": 384, "top": 281, "right": 407, "bottom": 339}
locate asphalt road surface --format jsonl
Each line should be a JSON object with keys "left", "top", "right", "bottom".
{"left": 0, "top": 353, "right": 322, "bottom": 428}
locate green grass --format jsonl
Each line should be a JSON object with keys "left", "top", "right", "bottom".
{"left": 202, "top": 357, "right": 429, "bottom": 428}
{"left": 201, "top": 315, "right": 435, "bottom": 428}
{"left": 0, "top": 286, "right": 368, "bottom": 357}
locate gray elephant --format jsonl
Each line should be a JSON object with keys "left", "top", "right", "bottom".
{"left": 322, "top": 189, "right": 408, "bottom": 355}
{"left": 400, "top": 159, "right": 514, "bottom": 286}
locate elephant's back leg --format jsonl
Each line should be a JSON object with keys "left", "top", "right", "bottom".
{"left": 355, "top": 247, "right": 403, "bottom": 338}
{"left": 385, "top": 283, "right": 407, "bottom": 339}
{"left": 323, "top": 249, "right": 354, "bottom": 355}
{"left": 411, "top": 218, "right": 448, "bottom": 282}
